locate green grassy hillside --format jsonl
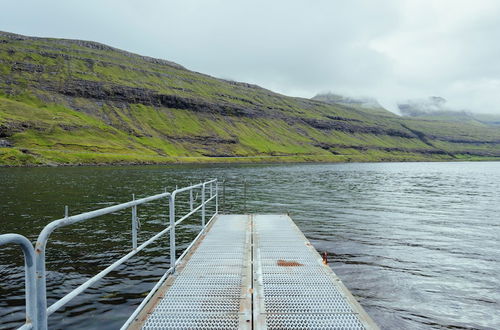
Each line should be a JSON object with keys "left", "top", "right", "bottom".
{"left": 1, "top": 31, "right": 500, "bottom": 166}
{"left": 401, "top": 110, "right": 500, "bottom": 128}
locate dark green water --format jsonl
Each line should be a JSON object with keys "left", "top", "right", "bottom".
{"left": 1, "top": 162, "right": 499, "bottom": 329}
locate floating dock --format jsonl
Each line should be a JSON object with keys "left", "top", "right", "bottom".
{"left": 128, "top": 214, "right": 378, "bottom": 329}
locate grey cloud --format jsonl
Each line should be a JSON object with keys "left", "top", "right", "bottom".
{"left": 1, "top": 0, "right": 500, "bottom": 114}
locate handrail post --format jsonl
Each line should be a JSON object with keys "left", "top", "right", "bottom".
{"left": 201, "top": 184, "right": 206, "bottom": 227}
{"left": 169, "top": 194, "right": 176, "bottom": 271}
{"left": 222, "top": 178, "right": 226, "bottom": 213}
{"left": 34, "top": 207, "right": 67, "bottom": 330}
{"left": 215, "top": 180, "right": 218, "bottom": 214}
{"left": 244, "top": 179, "right": 247, "bottom": 213}
{"left": 131, "top": 194, "right": 137, "bottom": 250}
{"left": 189, "top": 188, "right": 193, "bottom": 211}
{"left": 0, "top": 234, "right": 37, "bottom": 330}
{"left": 34, "top": 243, "right": 48, "bottom": 330}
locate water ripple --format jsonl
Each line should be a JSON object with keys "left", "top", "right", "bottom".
{"left": 0, "top": 162, "right": 499, "bottom": 329}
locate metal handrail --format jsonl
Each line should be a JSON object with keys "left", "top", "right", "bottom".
{"left": 0, "top": 179, "right": 219, "bottom": 330}
{"left": 168, "top": 179, "right": 217, "bottom": 269}
{"left": 120, "top": 179, "right": 218, "bottom": 330}
{"left": 0, "top": 234, "right": 37, "bottom": 330}
{"left": 120, "top": 192, "right": 218, "bottom": 330}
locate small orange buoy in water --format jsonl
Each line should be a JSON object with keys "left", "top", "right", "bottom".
{"left": 322, "top": 252, "right": 328, "bottom": 265}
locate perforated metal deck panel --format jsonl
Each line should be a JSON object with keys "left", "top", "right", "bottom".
{"left": 253, "top": 214, "right": 379, "bottom": 330}
{"left": 133, "top": 214, "right": 378, "bottom": 330}
{"left": 141, "top": 214, "right": 252, "bottom": 330}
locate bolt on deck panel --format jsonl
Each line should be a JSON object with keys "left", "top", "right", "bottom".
{"left": 253, "top": 214, "right": 379, "bottom": 330}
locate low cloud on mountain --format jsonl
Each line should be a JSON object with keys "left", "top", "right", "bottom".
{"left": 2, "top": 0, "right": 500, "bottom": 114}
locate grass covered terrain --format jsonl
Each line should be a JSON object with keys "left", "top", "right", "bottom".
{"left": 1, "top": 31, "right": 499, "bottom": 166}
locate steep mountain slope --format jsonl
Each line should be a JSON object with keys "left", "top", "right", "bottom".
{"left": 1, "top": 31, "right": 500, "bottom": 166}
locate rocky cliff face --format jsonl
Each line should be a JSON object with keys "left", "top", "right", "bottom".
{"left": 1, "top": 31, "right": 500, "bottom": 166}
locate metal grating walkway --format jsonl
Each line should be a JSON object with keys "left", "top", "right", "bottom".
{"left": 253, "top": 215, "right": 377, "bottom": 329}
{"left": 129, "top": 214, "right": 378, "bottom": 330}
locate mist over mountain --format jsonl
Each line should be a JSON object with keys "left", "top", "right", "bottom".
{"left": 312, "top": 92, "right": 381, "bottom": 109}
{"left": 399, "top": 96, "right": 500, "bottom": 127}
{"left": 399, "top": 96, "right": 458, "bottom": 116}
{"left": 311, "top": 92, "right": 394, "bottom": 117}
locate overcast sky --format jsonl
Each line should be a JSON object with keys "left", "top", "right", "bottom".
{"left": 1, "top": 0, "right": 500, "bottom": 114}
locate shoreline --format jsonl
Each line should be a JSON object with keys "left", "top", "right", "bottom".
{"left": 1, "top": 154, "right": 499, "bottom": 168}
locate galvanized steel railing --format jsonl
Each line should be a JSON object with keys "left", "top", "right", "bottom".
{"left": 0, "top": 234, "right": 37, "bottom": 330}
{"left": 0, "top": 179, "right": 218, "bottom": 330}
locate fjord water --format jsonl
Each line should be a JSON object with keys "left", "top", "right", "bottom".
{"left": 0, "top": 162, "right": 499, "bottom": 329}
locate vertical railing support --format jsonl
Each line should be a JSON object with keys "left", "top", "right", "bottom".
{"left": 215, "top": 180, "right": 219, "bottom": 214}
{"left": 222, "top": 179, "right": 226, "bottom": 213}
{"left": 169, "top": 194, "right": 176, "bottom": 271}
{"left": 201, "top": 184, "right": 206, "bottom": 227}
{"left": 189, "top": 187, "right": 194, "bottom": 211}
{"left": 131, "top": 194, "right": 137, "bottom": 250}
{"left": 244, "top": 179, "right": 247, "bottom": 213}
{"left": 34, "top": 248, "right": 48, "bottom": 330}
{"left": 35, "top": 206, "right": 67, "bottom": 330}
